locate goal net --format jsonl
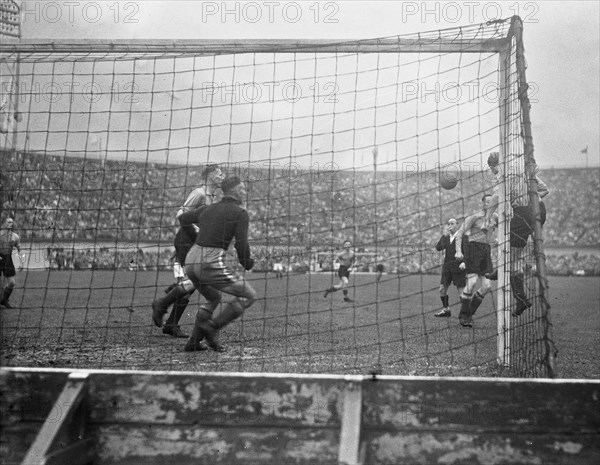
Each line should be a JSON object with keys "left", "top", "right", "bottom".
{"left": 0, "top": 17, "right": 555, "bottom": 377}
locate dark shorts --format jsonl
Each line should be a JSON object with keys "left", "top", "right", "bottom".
{"left": 174, "top": 228, "right": 195, "bottom": 265}
{"left": 510, "top": 202, "right": 547, "bottom": 249}
{"left": 375, "top": 264, "right": 385, "bottom": 273}
{"left": 0, "top": 253, "right": 16, "bottom": 278}
{"left": 464, "top": 242, "right": 493, "bottom": 276}
{"left": 440, "top": 261, "right": 466, "bottom": 288}
{"left": 338, "top": 265, "right": 351, "bottom": 279}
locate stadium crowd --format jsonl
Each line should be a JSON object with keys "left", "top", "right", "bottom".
{"left": 2, "top": 151, "right": 599, "bottom": 276}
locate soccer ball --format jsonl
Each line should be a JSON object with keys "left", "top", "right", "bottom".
{"left": 439, "top": 173, "right": 459, "bottom": 190}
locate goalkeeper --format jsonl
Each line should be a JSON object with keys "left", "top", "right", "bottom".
{"left": 152, "top": 177, "right": 257, "bottom": 352}
{"left": 157, "top": 164, "right": 223, "bottom": 338}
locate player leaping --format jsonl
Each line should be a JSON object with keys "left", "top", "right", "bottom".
{"left": 324, "top": 240, "right": 355, "bottom": 303}
{"left": 486, "top": 152, "right": 549, "bottom": 316}
{"left": 454, "top": 195, "right": 498, "bottom": 327}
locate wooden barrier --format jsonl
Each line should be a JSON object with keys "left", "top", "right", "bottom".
{"left": 1, "top": 368, "right": 599, "bottom": 464}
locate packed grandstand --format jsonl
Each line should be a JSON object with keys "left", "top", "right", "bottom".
{"left": 2, "top": 150, "right": 599, "bottom": 276}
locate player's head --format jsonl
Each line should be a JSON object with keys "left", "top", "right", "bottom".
{"left": 202, "top": 164, "right": 224, "bottom": 187}
{"left": 488, "top": 152, "right": 500, "bottom": 174}
{"left": 2, "top": 215, "right": 15, "bottom": 229}
{"left": 446, "top": 218, "right": 458, "bottom": 233}
{"left": 221, "top": 176, "right": 246, "bottom": 203}
{"left": 481, "top": 194, "right": 493, "bottom": 210}
{"left": 342, "top": 240, "right": 352, "bottom": 249}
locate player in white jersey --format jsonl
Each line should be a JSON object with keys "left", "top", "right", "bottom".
{"left": 454, "top": 195, "right": 498, "bottom": 327}
{"left": 0, "top": 217, "right": 24, "bottom": 309}
{"left": 324, "top": 240, "right": 356, "bottom": 303}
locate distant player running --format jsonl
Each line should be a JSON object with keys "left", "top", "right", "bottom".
{"left": 375, "top": 262, "right": 385, "bottom": 283}
{"left": 273, "top": 256, "right": 285, "bottom": 279}
{"left": 434, "top": 218, "right": 467, "bottom": 318}
{"left": 324, "top": 240, "right": 355, "bottom": 303}
{"left": 454, "top": 195, "right": 498, "bottom": 327}
{"left": 0, "top": 217, "right": 24, "bottom": 309}
{"left": 157, "top": 164, "right": 224, "bottom": 338}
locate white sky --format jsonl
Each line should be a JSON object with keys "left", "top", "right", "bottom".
{"left": 4, "top": 0, "right": 600, "bottom": 169}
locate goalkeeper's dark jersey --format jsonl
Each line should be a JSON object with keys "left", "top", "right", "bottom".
{"left": 178, "top": 196, "right": 252, "bottom": 269}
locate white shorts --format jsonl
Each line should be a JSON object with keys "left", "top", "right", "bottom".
{"left": 273, "top": 263, "right": 284, "bottom": 272}
{"left": 173, "top": 261, "right": 186, "bottom": 280}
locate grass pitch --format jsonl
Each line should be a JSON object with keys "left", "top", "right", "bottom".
{"left": 1, "top": 271, "right": 598, "bottom": 378}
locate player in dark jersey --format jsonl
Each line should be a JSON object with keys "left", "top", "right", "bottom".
{"left": 152, "top": 177, "right": 256, "bottom": 352}
{"left": 0, "top": 217, "right": 24, "bottom": 309}
{"left": 375, "top": 262, "right": 385, "bottom": 283}
{"left": 434, "top": 218, "right": 467, "bottom": 318}
{"left": 158, "top": 164, "right": 224, "bottom": 338}
{"left": 324, "top": 240, "right": 356, "bottom": 303}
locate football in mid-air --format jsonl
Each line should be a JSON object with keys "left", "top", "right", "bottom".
{"left": 439, "top": 173, "right": 459, "bottom": 190}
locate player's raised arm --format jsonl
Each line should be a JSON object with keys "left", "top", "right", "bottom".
{"left": 454, "top": 217, "right": 474, "bottom": 260}
{"left": 536, "top": 175, "right": 550, "bottom": 199}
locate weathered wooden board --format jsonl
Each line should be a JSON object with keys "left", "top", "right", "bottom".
{"left": 362, "top": 377, "right": 600, "bottom": 430}
{"left": 361, "top": 377, "right": 600, "bottom": 464}
{"left": 0, "top": 369, "right": 72, "bottom": 464}
{"left": 92, "top": 424, "right": 339, "bottom": 465}
{"left": 364, "top": 431, "right": 600, "bottom": 465}
{"left": 86, "top": 372, "right": 344, "bottom": 428}
{"left": 1, "top": 369, "right": 598, "bottom": 465}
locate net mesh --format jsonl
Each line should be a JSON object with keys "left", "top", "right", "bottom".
{"left": 0, "top": 18, "right": 555, "bottom": 376}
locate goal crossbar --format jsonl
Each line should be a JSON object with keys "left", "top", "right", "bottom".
{"left": 1, "top": 37, "right": 510, "bottom": 56}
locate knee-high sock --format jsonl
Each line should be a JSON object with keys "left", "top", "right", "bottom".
{"left": 165, "top": 296, "right": 190, "bottom": 327}
{"left": 470, "top": 291, "right": 485, "bottom": 315}
{"left": 440, "top": 295, "right": 449, "bottom": 308}
{"left": 459, "top": 295, "right": 472, "bottom": 320}
{"left": 510, "top": 274, "right": 527, "bottom": 300}
{"left": 155, "top": 284, "right": 188, "bottom": 309}
{"left": 0, "top": 286, "right": 13, "bottom": 304}
{"left": 188, "top": 304, "right": 217, "bottom": 345}
{"left": 212, "top": 299, "right": 245, "bottom": 329}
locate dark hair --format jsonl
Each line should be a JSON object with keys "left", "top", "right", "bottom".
{"left": 221, "top": 176, "right": 242, "bottom": 194}
{"left": 201, "top": 164, "right": 221, "bottom": 178}
{"left": 482, "top": 193, "right": 493, "bottom": 201}
{"left": 488, "top": 152, "right": 499, "bottom": 167}
{"left": 1, "top": 214, "right": 15, "bottom": 226}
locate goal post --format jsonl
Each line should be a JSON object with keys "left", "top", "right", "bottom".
{"left": 0, "top": 17, "right": 555, "bottom": 377}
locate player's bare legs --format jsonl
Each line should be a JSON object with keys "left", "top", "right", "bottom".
{"left": 436, "top": 283, "right": 452, "bottom": 317}
{"left": 324, "top": 276, "right": 353, "bottom": 302}
{"left": 160, "top": 261, "right": 192, "bottom": 338}
{"left": 436, "top": 283, "right": 465, "bottom": 317}
{"left": 469, "top": 277, "right": 491, "bottom": 316}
